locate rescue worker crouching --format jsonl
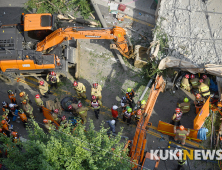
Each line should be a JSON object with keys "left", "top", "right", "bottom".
{"left": 126, "top": 88, "right": 136, "bottom": 108}
{"left": 194, "top": 93, "right": 206, "bottom": 114}
{"left": 11, "top": 131, "right": 19, "bottom": 143}
{"left": 52, "top": 109, "right": 61, "bottom": 124}
{"left": 190, "top": 74, "right": 199, "bottom": 89}
{"left": 91, "top": 83, "right": 102, "bottom": 100}
{"left": 2, "top": 101, "right": 9, "bottom": 111}
{"left": 43, "top": 119, "right": 55, "bottom": 131}
{"left": 39, "top": 80, "right": 52, "bottom": 98}
{"left": 73, "top": 103, "right": 88, "bottom": 124}
{"left": 73, "top": 81, "right": 86, "bottom": 99}
{"left": 35, "top": 94, "right": 44, "bottom": 112}
{"left": 198, "top": 79, "right": 210, "bottom": 98}
{"left": 170, "top": 108, "right": 183, "bottom": 126}
{"left": 177, "top": 98, "right": 190, "bottom": 114}
{"left": 1, "top": 120, "right": 11, "bottom": 137}
{"left": 134, "top": 100, "right": 146, "bottom": 123}
{"left": 181, "top": 74, "right": 192, "bottom": 92}
{"left": 90, "top": 95, "right": 102, "bottom": 119}
{"left": 20, "top": 91, "right": 31, "bottom": 104}
{"left": 122, "top": 107, "right": 135, "bottom": 125}
{"left": 46, "top": 71, "right": 60, "bottom": 89}
{"left": 120, "top": 96, "right": 128, "bottom": 111}
{"left": 22, "top": 100, "right": 34, "bottom": 118}
{"left": 174, "top": 125, "right": 190, "bottom": 145}
{"left": 202, "top": 74, "right": 210, "bottom": 86}
{"left": 7, "top": 90, "right": 17, "bottom": 104}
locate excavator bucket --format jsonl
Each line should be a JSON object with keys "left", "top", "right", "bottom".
{"left": 133, "top": 41, "right": 160, "bottom": 68}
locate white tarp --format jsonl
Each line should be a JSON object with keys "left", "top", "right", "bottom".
{"left": 158, "top": 57, "right": 222, "bottom": 77}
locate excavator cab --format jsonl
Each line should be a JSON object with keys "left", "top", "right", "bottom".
{"left": 22, "top": 13, "right": 56, "bottom": 42}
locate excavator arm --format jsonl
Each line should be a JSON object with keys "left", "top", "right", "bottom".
{"left": 36, "top": 26, "right": 134, "bottom": 58}
{"left": 129, "top": 75, "right": 165, "bottom": 169}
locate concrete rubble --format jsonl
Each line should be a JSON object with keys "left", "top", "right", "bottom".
{"left": 155, "top": 0, "right": 222, "bottom": 66}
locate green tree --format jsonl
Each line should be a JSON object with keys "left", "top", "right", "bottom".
{"left": 0, "top": 120, "right": 131, "bottom": 170}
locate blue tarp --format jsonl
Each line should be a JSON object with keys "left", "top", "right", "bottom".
{"left": 210, "top": 79, "right": 218, "bottom": 92}
{"left": 197, "top": 128, "right": 208, "bottom": 140}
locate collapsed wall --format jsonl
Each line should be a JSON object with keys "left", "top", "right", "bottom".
{"left": 154, "top": 0, "right": 222, "bottom": 76}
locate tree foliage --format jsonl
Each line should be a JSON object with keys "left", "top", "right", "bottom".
{"left": 25, "top": 0, "right": 92, "bottom": 19}
{"left": 0, "top": 120, "right": 131, "bottom": 170}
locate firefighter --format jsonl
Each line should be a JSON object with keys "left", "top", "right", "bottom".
{"left": 22, "top": 100, "right": 34, "bottom": 118}
{"left": 35, "top": 94, "right": 44, "bottom": 112}
{"left": 91, "top": 83, "right": 102, "bottom": 100}
{"left": 120, "top": 96, "right": 128, "bottom": 111}
{"left": 73, "top": 81, "right": 86, "bottom": 99}
{"left": 90, "top": 95, "right": 102, "bottom": 119}
{"left": 11, "top": 131, "right": 19, "bottom": 143}
{"left": 19, "top": 91, "right": 31, "bottom": 104}
{"left": 134, "top": 100, "right": 146, "bottom": 122}
{"left": 177, "top": 98, "right": 190, "bottom": 113}
{"left": 1, "top": 120, "right": 11, "bottom": 137}
{"left": 60, "top": 116, "right": 69, "bottom": 128}
{"left": 122, "top": 107, "right": 135, "bottom": 125}
{"left": 111, "top": 105, "right": 119, "bottom": 121}
{"left": 68, "top": 103, "right": 79, "bottom": 116}
{"left": 194, "top": 93, "right": 206, "bottom": 114}
{"left": 52, "top": 109, "right": 61, "bottom": 124}
{"left": 189, "top": 74, "right": 199, "bottom": 89}
{"left": 18, "top": 109, "right": 28, "bottom": 124}
{"left": 126, "top": 88, "right": 136, "bottom": 108}
{"left": 2, "top": 109, "right": 10, "bottom": 124}
{"left": 198, "top": 79, "right": 210, "bottom": 98}
{"left": 76, "top": 103, "right": 88, "bottom": 124}
{"left": 174, "top": 125, "right": 190, "bottom": 145}
{"left": 170, "top": 108, "right": 183, "bottom": 126}
{"left": 46, "top": 71, "right": 60, "bottom": 89}
{"left": 180, "top": 74, "right": 192, "bottom": 92}
{"left": 2, "top": 101, "right": 9, "bottom": 111}
{"left": 8, "top": 103, "right": 19, "bottom": 118}
{"left": 106, "top": 120, "right": 116, "bottom": 134}
{"left": 43, "top": 119, "right": 55, "bottom": 131}
{"left": 176, "top": 151, "right": 186, "bottom": 170}
{"left": 202, "top": 74, "right": 210, "bottom": 86}
{"left": 39, "top": 80, "right": 52, "bottom": 98}
{"left": 7, "top": 90, "right": 17, "bottom": 104}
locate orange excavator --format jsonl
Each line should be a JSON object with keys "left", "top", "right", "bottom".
{"left": 0, "top": 13, "right": 133, "bottom": 81}
{"left": 126, "top": 75, "right": 165, "bottom": 169}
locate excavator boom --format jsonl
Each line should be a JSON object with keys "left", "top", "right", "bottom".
{"left": 36, "top": 26, "right": 133, "bottom": 58}
{"left": 130, "top": 75, "right": 164, "bottom": 169}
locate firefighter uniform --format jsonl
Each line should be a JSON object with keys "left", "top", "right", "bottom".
{"left": 8, "top": 93, "right": 17, "bottom": 104}
{"left": 174, "top": 126, "right": 190, "bottom": 145}
{"left": 44, "top": 120, "right": 55, "bottom": 131}
{"left": 39, "top": 82, "right": 50, "bottom": 96}
{"left": 126, "top": 89, "right": 135, "bottom": 108}
{"left": 178, "top": 102, "right": 190, "bottom": 113}
{"left": 74, "top": 82, "right": 86, "bottom": 99}
{"left": 35, "top": 97, "right": 43, "bottom": 107}
{"left": 198, "top": 83, "right": 210, "bottom": 97}
{"left": 91, "top": 99, "right": 102, "bottom": 119}
{"left": 190, "top": 78, "right": 199, "bottom": 89}
{"left": 71, "top": 103, "right": 79, "bottom": 113}
{"left": 22, "top": 103, "right": 34, "bottom": 118}
{"left": 91, "top": 85, "right": 102, "bottom": 100}
{"left": 122, "top": 109, "right": 135, "bottom": 125}
{"left": 46, "top": 74, "right": 60, "bottom": 89}
{"left": 52, "top": 113, "right": 61, "bottom": 124}
{"left": 203, "top": 77, "right": 210, "bottom": 86}
{"left": 135, "top": 104, "right": 145, "bottom": 122}
{"left": 76, "top": 107, "right": 89, "bottom": 124}
{"left": 171, "top": 112, "right": 183, "bottom": 126}
{"left": 20, "top": 92, "right": 30, "bottom": 103}
{"left": 181, "top": 77, "right": 192, "bottom": 91}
